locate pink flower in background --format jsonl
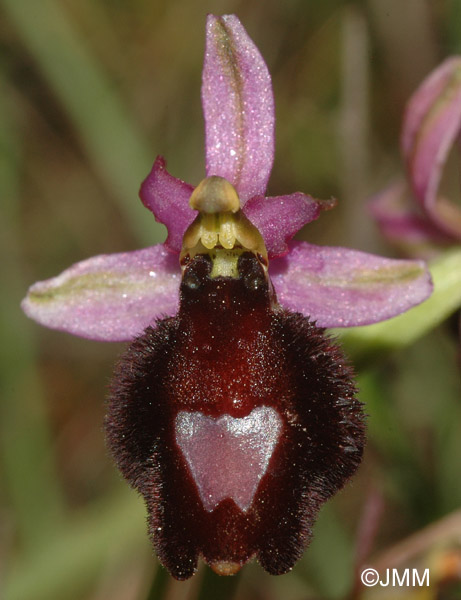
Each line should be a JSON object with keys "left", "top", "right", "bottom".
{"left": 371, "top": 57, "right": 461, "bottom": 257}
{"left": 22, "top": 14, "right": 433, "bottom": 580}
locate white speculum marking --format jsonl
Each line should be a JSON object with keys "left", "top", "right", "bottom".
{"left": 175, "top": 406, "right": 282, "bottom": 513}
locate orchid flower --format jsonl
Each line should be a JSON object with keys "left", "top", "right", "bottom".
{"left": 22, "top": 15, "right": 432, "bottom": 580}
{"left": 371, "top": 56, "right": 461, "bottom": 257}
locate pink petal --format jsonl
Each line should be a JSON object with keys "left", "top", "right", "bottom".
{"left": 244, "top": 193, "right": 336, "bottom": 258}
{"left": 202, "top": 15, "right": 275, "bottom": 203}
{"left": 402, "top": 56, "right": 461, "bottom": 238}
{"left": 139, "top": 156, "right": 195, "bottom": 253}
{"left": 270, "top": 242, "right": 432, "bottom": 328}
{"left": 22, "top": 245, "right": 180, "bottom": 342}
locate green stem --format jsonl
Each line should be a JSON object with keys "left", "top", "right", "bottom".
{"left": 144, "top": 564, "right": 169, "bottom": 600}
{"left": 195, "top": 568, "right": 241, "bottom": 600}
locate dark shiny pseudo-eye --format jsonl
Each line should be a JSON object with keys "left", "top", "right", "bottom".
{"left": 106, "top": 182, "right": 366, "bottom": 579}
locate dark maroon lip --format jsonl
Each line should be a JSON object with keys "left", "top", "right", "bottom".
{"left": 106, "top": 252, "right": 365, "bottom": 579}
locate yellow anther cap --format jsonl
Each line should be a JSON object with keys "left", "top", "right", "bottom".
{"left": 189, "top": 176, "right": 240, "bottom": 214}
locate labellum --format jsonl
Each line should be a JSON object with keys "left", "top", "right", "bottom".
{"left": 106, "top": 177, "right": 366, "bottom": 579}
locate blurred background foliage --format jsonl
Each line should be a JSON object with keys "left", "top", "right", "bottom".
{"left": 1, "top": 0, "right": 461, "bottom": 599}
